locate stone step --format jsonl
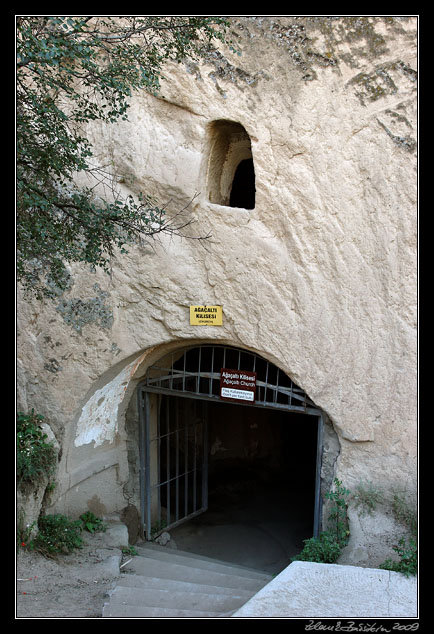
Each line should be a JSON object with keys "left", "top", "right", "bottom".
{"left": 117, "top": 573, "right": 255, "bottom": 598}
{"left": 103, "top": 547, "right": 273, "bottom": 618}
{"left": 137, "top": 541, "right": 270, "bottom": 575}
{"left": 103, "top": 603, "right": 229, "bottom": 618}
{"left": 122, "top": 555, "right": 270, "bottom": 591}
{"left": 135, "top": 543, "right": 272, "bottom": 581}
{"left": 106, "top": 583, "right": 249, "bottom": 613}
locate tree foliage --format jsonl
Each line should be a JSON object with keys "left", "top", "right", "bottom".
{"left": 17, "top": 16, "right": 229, "bottom": 299}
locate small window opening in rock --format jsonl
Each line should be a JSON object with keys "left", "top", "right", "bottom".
{"left": 206, "top": 120, "right": 255, "bottom": 209}
{"left": 229, "top": 158, "right": 256, "bottom": 209}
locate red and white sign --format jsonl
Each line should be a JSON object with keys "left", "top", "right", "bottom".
{"left": 220, "top": 369, "right": 257, "bottom": 403}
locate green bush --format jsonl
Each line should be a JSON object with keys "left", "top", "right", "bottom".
{"left": 292, "top": 478, "right": 350, "bottom": 564}
{"left": 380, "top": 536, "right": 417, "bottom": 577}
{"left": 292, "top": 531, "right": 342, "bottom": 563}
{"left": 19, "top": 511, "right": 107, "bottom": 555}
{"left": 326, "top": 478, "right": 351, "bottom": 547}
{"left": 79, "top": 511, "right": 106, "bottom": 533}
{"left": 17, "top": 410, "right": 57, "bottom": 486}
{"left": 31, "top": 514, "right": 83, "bottom": 555}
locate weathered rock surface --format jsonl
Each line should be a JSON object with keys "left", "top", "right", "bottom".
{"left": 17, "top": 17, "right": 417, "bottom": 565}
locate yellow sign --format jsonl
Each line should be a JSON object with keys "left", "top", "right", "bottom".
{"left": 190, "top": 305, "right": 223, "bottom": 326}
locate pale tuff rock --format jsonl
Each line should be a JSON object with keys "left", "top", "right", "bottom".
{"left": 17, "top": 17, "right": 417, "bottom": 564}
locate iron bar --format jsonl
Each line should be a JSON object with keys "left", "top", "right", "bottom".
{"left": 175, "top": 404, "right": 179, "bottom": 523}
{"left": 263, "top": 360, "right": 269, "bottom": 404}
{"left": 313, "top": 414, "right": 324, "bottom": 538}
{"left": 166, "top": 398, "right": 170, "bottom": 527}
{"left": 170, "top": 353, "right": 173, "bottom": 391}
{"left": 184, "top": 410, "right": 188, "bottom": 517}
{"left": 193, "top": 406, "right": 197, "bottom": 513}
{"left": 197, "top": 348, "right": 201, "bottom": 394}
{"left": 137, "top": 389, "right": 146, "bottom": 540}
{"left": 209, "top": 347, "right": 214, "bottom": 396}
{"left": 144, "top": 392, "right": 152, "bottom": 540}
{"left": 157, "top": 396, "right": 161, "bottom": 527}
{"left": 202, "top": 405, "right": 208, "bottom": 512}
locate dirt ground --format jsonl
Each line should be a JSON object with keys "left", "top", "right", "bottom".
{"left": 16, "top": 529, "right": 127, "bottom": 619}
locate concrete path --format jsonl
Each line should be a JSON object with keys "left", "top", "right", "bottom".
{"left": 231, "top": 561, "right": 418, "bottom": 619}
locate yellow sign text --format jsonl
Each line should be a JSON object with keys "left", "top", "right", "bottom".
{"left": 190, "top": 305, "right": 223, "bottom": 326}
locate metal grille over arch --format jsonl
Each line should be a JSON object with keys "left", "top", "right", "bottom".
{"left": 137, "top": 345, "right": 324, "bottom": 541}
{"left": 140, "top": 345, "right": 320, "bottom": 415}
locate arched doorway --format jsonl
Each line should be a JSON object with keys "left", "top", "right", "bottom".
{"left": 136, "top": 345, "right": 324, "bottom": 567}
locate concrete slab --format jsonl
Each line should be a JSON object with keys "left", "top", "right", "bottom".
{"left": 231, "top": 561, "right": 418, "bottom": 619}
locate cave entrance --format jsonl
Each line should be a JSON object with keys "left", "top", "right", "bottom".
{"left": 137, "top": 345, "right": 323, "bottom": 570}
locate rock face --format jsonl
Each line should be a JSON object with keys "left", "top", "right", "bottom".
{"left": 17, "top": 422, "right": 60, "bottom": 538}
{"left": 17, "top": 17, "right": 417, "bottom": 566}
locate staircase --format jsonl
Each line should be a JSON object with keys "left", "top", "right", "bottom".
{"left": 103, "top": 542, "right": 273, "bottom": 618}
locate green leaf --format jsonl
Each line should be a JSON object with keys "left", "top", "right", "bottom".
{"left": 17, "top": 17, "right": 228, "bottom": 300}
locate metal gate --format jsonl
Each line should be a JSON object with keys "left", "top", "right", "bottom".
{"left": 137, "top": 345, "right": 323, "bottom": 541}
{"left": 137, "top": 392, "right": 208, "bottom": 540}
